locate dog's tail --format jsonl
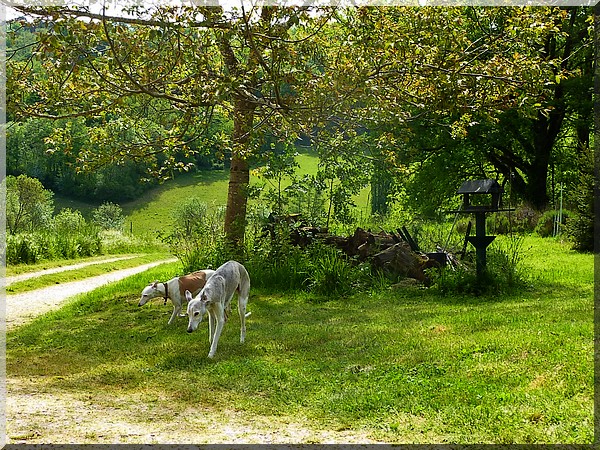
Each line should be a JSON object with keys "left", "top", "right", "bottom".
{"left": 245, "top": 312, "right": 252, "bottom": 318}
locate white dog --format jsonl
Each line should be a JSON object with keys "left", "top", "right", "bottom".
{"left": 186, "top": 260, "right": 251, "bottom": 358}
{"left": 139, "top": 269, "right": 215, "bottom": 325}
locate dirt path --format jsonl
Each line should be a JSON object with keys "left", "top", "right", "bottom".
{"left": 5, "top": 257, "right": 382, "bottom": 445}
{"left": 7, "top": 379, "right": 380, "bottom": 444}
{"left": 6, "top": 257, "right": 178, "bottom": 330}
{"left": 5, "top": 255, "right": 139, "bottom": 286}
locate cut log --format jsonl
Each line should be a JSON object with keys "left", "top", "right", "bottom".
{"left": 371, "top": 242, "right": 428, "bottom": 281}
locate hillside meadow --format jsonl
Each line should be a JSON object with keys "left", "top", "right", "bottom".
{"left": 6, "top": 235, "right": 593, "bottom": 443}
{"left": 53, "top": 150, "right": 370, "bottom": 237}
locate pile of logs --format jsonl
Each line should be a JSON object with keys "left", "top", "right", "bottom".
{"left": 264, "top": 214, "right": 455, "bottom": 283}
{"left": 322, "top": 227, "right": 444, "bottom": 283}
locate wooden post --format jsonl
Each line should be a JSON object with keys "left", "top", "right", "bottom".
{"left": 466, "top": 212, "right": 495, "bottom": 278}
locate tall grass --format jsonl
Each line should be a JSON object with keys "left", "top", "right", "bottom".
{"left": 431, "top": 235, "right": 530, "bottom": 296}
{"left": 6, "top": 228, "right": 163, "bottom": 265}
{"left": 6, "top": 229, "right": 102, "bottom": 264}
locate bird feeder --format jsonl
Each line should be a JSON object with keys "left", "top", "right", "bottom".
{"left": 457, "top": 179, "right": 503, "bottom": 212}
{"left": 450, "top": 179, "right": 513, "bottom": 277}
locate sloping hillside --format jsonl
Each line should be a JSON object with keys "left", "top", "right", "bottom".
{"left": 58, "top": 150, "right": 370, "bottom": 237}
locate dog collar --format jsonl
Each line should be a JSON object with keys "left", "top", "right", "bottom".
{"left": 163, "top": 282, "right": 169, "bottom": 305}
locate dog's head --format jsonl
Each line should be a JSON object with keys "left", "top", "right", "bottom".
{"left": 138, "top": 281, "right": 161, "bottom": 306}
{"left": 185, "top": 289, "right": 209, "bottom": 333}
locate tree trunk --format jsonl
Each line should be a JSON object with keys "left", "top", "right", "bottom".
{"left": 524, "top": 99, "right": 565, "bottom": 210}
{"left": 223, "top": 99, "right": 254, "bottom": 258}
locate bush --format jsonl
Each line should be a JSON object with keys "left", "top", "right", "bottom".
{"left": 566, "top": 150, "right": 594, "bottom": 252}
{"left": 6, "top": 234, "right": 41, "bottom": 264}
{"left": 486, "top": 214, "right": 511, "bottom": 235}
{"left": 53, "top": 208, "right": 86, "bottom": 233}
{"left": 245, "top": 236, "right": 311, "bottom": 292}
{"left": 99, "top": 229, "right": 158, "bottom": 254}
{"left": 163, "top": 200, "right": 227, "bottom": 273}
{"left": 92, "top": 202, "right": 125, "bottom": 231}
{"left": 534, "top": 209, "right": 571, "bottom": 238}
{"left": 6, "top": 227, "right": 104, "bottom": 265}
{"left": 305, "top": 245, "right": 361, "bottom": 298}
{"left": 458, "top": 205, "right": 542, "bottom": 235}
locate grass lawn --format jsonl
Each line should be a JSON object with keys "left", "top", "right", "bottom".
{"left": 6, "top": 236, "right": 593, "bottom": 443}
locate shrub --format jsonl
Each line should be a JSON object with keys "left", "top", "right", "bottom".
{"left": 92, "top": 202, "right": 125, "bottom": 231}
{"left": 6, "top": 234, "right": 41, "bottom": 265}
{"left": 163, "top": 200, "right": 226, "bottom": 273}
{"left": 534, "top": 209, "right": 571, "bottom": 238}
{"left": 305, "top": 244, "right": 363, "bottom": 298}
{"left": 99, "top": 229, "right": 157, "bottom": 254}
{"left": 486, "top": 214, "right": 511, "bottom": 234}
{"left": 566, "top": 149, "right": 594, "bottom": 252}
{"left": 244, "top": 223, "right": 312, "bottom": 291}
{"left": 6, "top": 227, "right": 104, "bottom": 265}
{"left": 53, "top": 208, "right": 86, "bottom": 233}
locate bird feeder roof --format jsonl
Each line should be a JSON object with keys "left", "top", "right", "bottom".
{"left": 457, "top": 179, "right": 503, "bottom": 195}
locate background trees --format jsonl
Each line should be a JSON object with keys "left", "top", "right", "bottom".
{"left": 312, "top": 7, "right": 594, "bottom": 214}
{"left": 5, "top": 174, "right": 54, "bottom": 234}
{"left": 7, "top": 4, "right": 594, "bottom": 249}
{"left": 8, "top": 4, "right": 335, "bottom": 254}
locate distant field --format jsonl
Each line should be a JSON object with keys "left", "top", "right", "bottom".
{"left": 123, "top": 169, "right": 230, "bottom": 236}
{"left": 120, "top": 150, "right": 370, "bottom": 236}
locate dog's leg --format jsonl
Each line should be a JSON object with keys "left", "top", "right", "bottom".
{"left": 168, "top": 297, "right": 181, "bottom": 325}
{"left": 237, "top": 276, "right": 250, "bottom": 344}
{"left": 237, "top": 294, "right": 248, "bottom": 343}
{"left": 207, "top": 304, "right": 225, "bottom": 358}
{"left": 208, "top": 310, "right": 216, "bottom": 344}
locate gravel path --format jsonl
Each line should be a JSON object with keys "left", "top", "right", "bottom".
{"left": 6, "top": 257, "right": 178, "bottom": 329}
{"left": 5, "top": 255, "right": 139, "bottom": 286}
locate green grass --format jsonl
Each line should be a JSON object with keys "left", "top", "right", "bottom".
{"left": 123, "top": 169, "right": 230, "bottom": 236}
{"left": 6, "top": 254, "right": 140, "bottom": 277}
{"left": 6, "top": 236, "right": 593, "bottom": 443}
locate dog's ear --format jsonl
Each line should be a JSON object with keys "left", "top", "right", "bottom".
{"left": 151, "top": 281, "right": 159, "bottom": 288}
{"left": 200, "top": 292, "right": 212, "bottom": 305}
{"left": 185, "top": 290, "right": 193, "bottom": 301}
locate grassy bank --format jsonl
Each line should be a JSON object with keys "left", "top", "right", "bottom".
{"left": 6, "top": 236, "right": 593, "bottom": 443}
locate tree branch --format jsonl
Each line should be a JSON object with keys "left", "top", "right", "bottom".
{"left": 5, "top": 2, "right": 231, "bottom": 29}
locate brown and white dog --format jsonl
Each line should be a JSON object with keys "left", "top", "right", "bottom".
{"left": 139, "top": 269, "right": 215, "bottom": 325}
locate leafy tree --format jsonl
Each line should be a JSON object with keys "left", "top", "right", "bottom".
{"left": 92, "top": 202, "right": 125, "bottom": 231}
{"left": 6, "top": 118, "right": 69, "bottom": 186}
{"left": 253, "top": 134, "right": 300, "bottom": 216}
{"left": 7, "top": 4, "right": 594, "bottom": 247}
{"left": 475, "top": 7, "right": 594, "bottom": 209}
{"left": 307, "top": 7, "right": 594, "bottom": 212}
{"left": 6, "top": 116, "right": 158, "bottom": 203}
{"left": 7, "top": 4, "right": 333, "bottom": 256}
{"left": 4, "top": 174, "right": 54, "bottom": 234}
